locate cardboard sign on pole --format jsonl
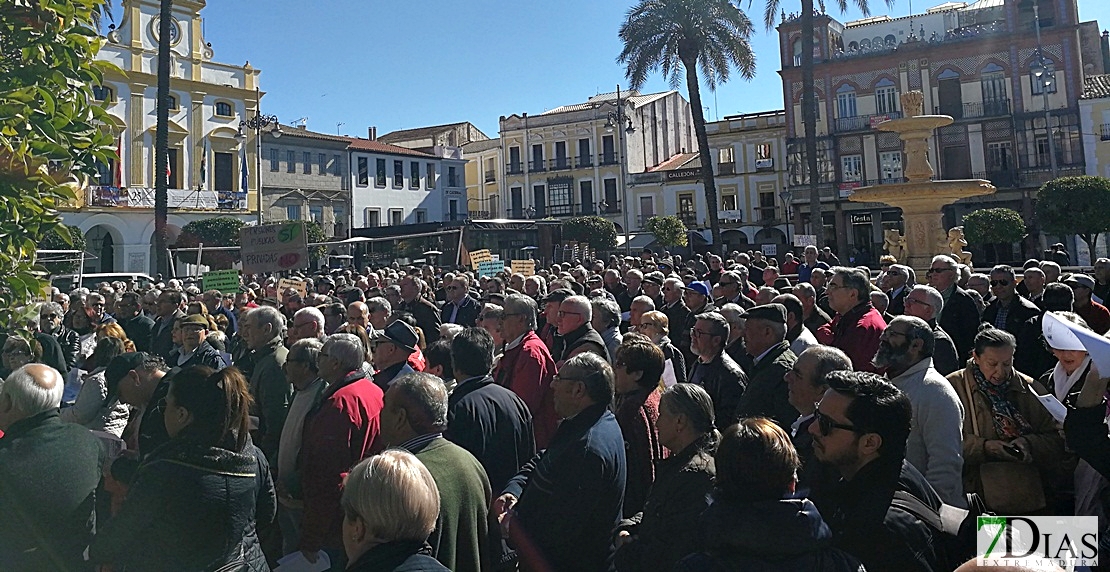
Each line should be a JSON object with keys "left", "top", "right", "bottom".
{"left": 202, "top": 269, "right": 241, "bottom": 294}
{"left": 277, "top": 277, "right": 308, "bottom": 299}
{"left": 240, "top": 222, "right": 310, "bottom": 275}
{"left": 469, "top": 249, "right": 492, "bottom": 270}
{"left": 510, "top": 259, "right": 535, "bottom": 276}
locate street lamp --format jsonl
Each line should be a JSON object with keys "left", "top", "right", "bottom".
{"left": 1031, "top": 5, "right": 1058, "bottom": 181}
{"left": 604, "top": 85, "right": 636, "bottom": 255}
{"left": 236, "top": 113, "right": 281, "bottom": 224}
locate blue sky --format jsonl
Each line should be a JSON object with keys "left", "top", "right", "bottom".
{"left": 124, "top": 0, "right": 1110, "bottom": 139}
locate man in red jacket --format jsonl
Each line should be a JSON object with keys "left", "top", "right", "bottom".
{"left": 817, "top": 267, "right": 887, "bottom": 373}
{"left": 493, "top": 293, "right": 558, "bottom": 449}
{"left": 298, "top": 333, "right": 385, "bottom": 568}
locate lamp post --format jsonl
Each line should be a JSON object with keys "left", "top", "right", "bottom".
{"left": 605, "top": 85, "right": 636, "bottom": 255}
{"left": 1031, "top": 5, "right": 1058, "bottom": 181}
{"left": 236, "top": 113, "right": 281, "bottom": 224}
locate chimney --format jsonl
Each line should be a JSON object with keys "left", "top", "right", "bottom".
{"left": 1102, "top": 30, "right": 1110, "bottom": 75}
{"left": 296, "top": 124, "right": 307, "bottom": 130}
{"left": 368, "top": 126, "right": 377, "bottom": 141}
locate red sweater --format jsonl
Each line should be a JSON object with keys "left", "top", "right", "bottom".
{"left": 493, "top": 330, "right": 558, "bottom": 449}
{"left": 818, "top": 302, "right": 887, "bottom": 373}
{"left": 614, "top": 387, "right": 665, "bottom": 518}
{"left": 298, "top": 371, "right": 384, "bottom": 553}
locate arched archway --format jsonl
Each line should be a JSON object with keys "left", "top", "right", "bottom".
{"left": 84, "top": 224, "right": 123, "bottom": 273}
{"left": 722, "top": 230, "right": 750, "bottom": 254}
{"left": 755, "top": 227, "right": 787, "bottom": 245}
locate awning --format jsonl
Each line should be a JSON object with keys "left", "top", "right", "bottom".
{"left": 616, "top": 233, "right": 658, "bottom": 250}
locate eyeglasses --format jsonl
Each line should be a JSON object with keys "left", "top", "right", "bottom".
{"left": 903, "top": 297, "right": 926, "bottom": 307}
{"left": 926, "top": 268, "right": 953, "bottom": 275}
{"left": 825, "top": 283, "right": 844, "bottom": 291}
{"left": 499, "top": 312, "right": 522, "bottom": 321}
{"left": 557, "top": 310, "right": 582, "bottom": 318}
{"left": 814, "top": 405, "right": 856, "bottom": 436}
{"left": 690, "top": 328, "right": 715, "bottom": 339}
{"left": 989, "top": 280, "right": 1011, "bottom": 287}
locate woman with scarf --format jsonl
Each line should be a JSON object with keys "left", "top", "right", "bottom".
{"left": 90, "top": 365, "right": 275, "bottom": 571}
{"left": 946, "top": 327, "right": 1063, "bottom": 514}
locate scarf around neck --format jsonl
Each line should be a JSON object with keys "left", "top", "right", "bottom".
{"left": 971, "top": 363, "right": 1032, "bottom": 439}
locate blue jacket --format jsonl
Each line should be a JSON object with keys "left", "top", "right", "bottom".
{"left": 503, "top": 403, "right": 627, "bottom": 572}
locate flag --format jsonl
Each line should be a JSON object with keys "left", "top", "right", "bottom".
{"left": 240, "top": 147, "right": 248, "bottom": 193}
{"left": 165, "top": 151, "right": 172, "bottom": 187}
{"left": 199, "top": 137, "right": 207, "bottom": 191}
{"left": 113, "top": 136, "right": 122, "bottom": 188}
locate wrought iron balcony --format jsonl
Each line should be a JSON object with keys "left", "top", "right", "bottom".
{"left": 1101, "top": 124, "right": 1110, "bottom": 142}
{"left": 599, "top": 200, "right": 622, "bottom": 215}
{"left": 528, "top": 160, "right": 545, "bottom": 173}
{"left": 832, "top": 111, "right": 903, "bottom": 133}
{"left": 577, "top": 155, "right": 593, "bottom": 168}
{"left": 506, "top": 162, "right": 523, "bottom": 175}
{"left": 678, "top": 212, "right": 698, "bottom": 227}
{"left": 932, "top": 98, "right": 1010, "bottom": 120}
{"left": 484, "top": 170, "right": 496, "bottom": 182}
{"left": 549, "top": 157, "right": 572, "bottom": 171}
{"left": 599, "top": 153, "right": 619, "bottom": 166}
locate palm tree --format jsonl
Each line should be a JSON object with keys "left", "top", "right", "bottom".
{"left": 153, "top": 0, "right": 173, "bottom": 277}
{"left": 760, "top": 0, "right": 891, "bottom": 249}
{"left": 619, "top": 0, "right": 756, "bottom": 253}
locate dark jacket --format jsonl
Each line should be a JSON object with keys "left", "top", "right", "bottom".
{"left": 888, "top": 286, "right": 909, "bottom": 316}
{"left": 939, "top": 286, "right": 981, "bottom": 362}
{"left": 688, "top": 352, "right": 748, "bottom": 429}
{"left": 554, "top": 322, "right": 610, "bottom": 363}
{"left": 735, "top": 341, "right": 799, "bottom": 428}
{"left": 151, "top": 309, "right": 185, "bottom": 362}
{"left": 138, "top": 375, "right": 172, "bottom": 458}
{"left": 345, "top": 540, "right": 450, "bottom": 572}
{"left": 930, "top": 322, "right": 961, "bottom": 377}
{"left": 816, "top": 459, "right": 945, "bottom": 572}
{"left": 445, "top": 375, "right": 536, "bottom": 493}
{"left": 504, "top": 403, "right": 627, "bottom": 572}
{"left": 661, "top": 299, "right": 692, "bottom": 349}
{"left": 792, "top": 416, "right": 841, "bottom": 500}
{"left": 675, "top": 497, "right": 864, "bottom": 572}
{"left": 614, "top": 433, "right": 716, "bottom": 572}
{"left": 401, "top": 297, "right": 443, "bottom": 344}
{"left": 659, "top": 338, "right": 686, "bottom": 385}
{"left": 248, "top": 336, "right": 291, "bottom": 464}
{"left": 34, "top": 331, "right": 68, "bottom": 376}
{"left": 1015, "top": 314, "right": 1056, "bottom": 379}
{"left": 172, "top": 339, "right": 227, "bottom": 371}
{"left": 1066, "top": 402, "right": 1110, "bottom": 479}
{"left": 0, "top": 409, "right": 101, "bottom": 572}
{"left": 90, "top": 438, "right": 276, "bottom": 572}
{"left": 121, "top": 313, "right": 155, "bottom": 353}
{"left": 441, "top": 295, "right": 481, "bottom": 327}
{"left": 982, "top": 295, "right": 1041, "bottom": 338}
{"left": 409, "top": 436, "right": 492, "bottom": 572}
{"left": 53, "top": 325, "right": 81, "bottom": 371}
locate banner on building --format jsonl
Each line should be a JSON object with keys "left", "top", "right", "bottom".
{"left": 202, "top": 269, "right": 241, "bottom": 294}
{"left": 240, "top": 221, "right": 310, "bottom": 275}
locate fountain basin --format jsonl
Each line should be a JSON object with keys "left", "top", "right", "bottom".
{"left": 875, "top": 115, "right": 954, "bottom": 134}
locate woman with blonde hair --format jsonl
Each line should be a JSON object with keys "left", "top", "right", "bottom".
{"left": 95, "top": 322, "right": 136, "bottom": 353}
{"left": 60, "top": 336, "right": 130, "bottom": 436}
{"left": 636, "top": 310, "right": 685, "bottom": 385}
{"left": 341, "top": 450, "right": 448, "bottom": 571}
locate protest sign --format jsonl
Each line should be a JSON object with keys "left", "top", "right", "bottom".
{"left": 202, "top": 269, "right": 241, "bottom": 294}
{"left": 240, "top": 222, "right": 309, "bottom": 274}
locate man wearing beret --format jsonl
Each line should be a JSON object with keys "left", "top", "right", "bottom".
{"left": 172, "top": 314, "right": 227, "bottom": 371}
{"left": 733, "top": 304, "right": 799, "bottom": 428}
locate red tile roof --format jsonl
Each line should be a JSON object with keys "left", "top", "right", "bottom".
{"left": 647, "top": 153, "right": 699, "bottom": 172}
{"left": 346, "top": 138, "right": 435, "bottom": 158}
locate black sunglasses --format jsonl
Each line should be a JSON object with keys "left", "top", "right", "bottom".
{"left": 989, "top": 280, "right": 1011, "bottom": 287}
{"left": 814, "top": 405, "right": 856, "bottom": 436}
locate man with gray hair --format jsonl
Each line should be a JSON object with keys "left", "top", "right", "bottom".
{"left": 817, "top": 267, "right": 887, "bottom": 373}
{"left": 927, "top": 254, "right": 980, "bottom": 360}
{"left": 881, "top": 264, "right": 911, "bottom": 315}
{"left": 493, "top": 294, "right": 558, "bottom": 448}
{"left": 238, "top": 304, "right": 291, "bottom": 464}
{"left": 298, "top": 333, "right": 385, "bottom": 565}
{"left": 555, "top": 294, "right": 609, "bottom": 363}
{"left": 591, "top": 296, "right": 623, "bottom": 360}
{"left": 0, "top": 364, "right": 102, "bottom": 571}
{"left": 289, "top": 306, "right": 326, "bottom": 344}
{"left": 366, "top": 296, "right": 392, "bottom": 331}
{"left": 902, "top": 285, "right": 960, "bottom": 375}
{"left": 792, "top": 282, "right": 830, "bottom": 334}
{"left": 276, "top": 338, "right": 325, "bottom": 554}
{"left": 688, "top": 312, "right": 748, "bottom": 428}
{"left": 784, "top": 345, "right": 852, "bottom": 496}
{"left": 380, "top": 372, "right": 492, "bottom": 572}
{"left": 874, "top": 315, "right": 965, "bottom": 506}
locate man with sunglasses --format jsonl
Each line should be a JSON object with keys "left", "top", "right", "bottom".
{"left": 688, "top": 312, "right": 748, "bottom": 428}
{"left": 926, "top": 254, "right": 980, "bottom": 360}
{"left": 981, "top": 265, "right": 1040, "bottom": 338}
{"left": 441, "top": 274, "right": 481, "bottom": 328}
{"left": 809, "top": 370, "right": 947, "bottom": 572}
{"left": 39, "top": 301, "right": 80, "bottom": 372}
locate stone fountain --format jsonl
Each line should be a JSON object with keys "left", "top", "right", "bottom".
{"left": 849, "top": 91, "right": 996, "bottom": 269}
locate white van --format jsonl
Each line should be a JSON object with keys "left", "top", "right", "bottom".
{"left": 51, "top": 273, "right": 155, "bottom": 293}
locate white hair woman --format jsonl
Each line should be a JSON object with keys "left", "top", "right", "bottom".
{"left": 341, "top": 449, "right": 448, "bottom": 571}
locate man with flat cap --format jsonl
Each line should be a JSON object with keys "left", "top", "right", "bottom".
{"left": 538, "top": 288, "right": 573, "bottom": 352}
{"left": 734, "top": 303, "right": 799, "bottom": 428}
{"left": 371, "top": 320, "right": 419, "bottom": 389}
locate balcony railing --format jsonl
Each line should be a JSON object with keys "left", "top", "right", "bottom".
{"left": 83, "top": 186, "right": 247, "bottom": 210}
{"left": 1101, "top": 124, "right": 1110, "bottom": 142}
{"left": 549, "top": 157, "right": 572, "bottom": 171}
{"left": 933, "top": 98, "right": 1010, "bottom": 120}
{"left": 833, "top": 111, "right": 903, "bottom": 133}
{"left": 678, "top": 212, "right": 698, "bottom": 227}
{"left": 971, "top": 170, "right": 1017, "bottom": 188}
{"left": 577, "top": 155, "right": 593, "bottom": 168}
{"left": 528, "top": 160, "right": 545, "bottom": 173}
{"left": 1017, "top": 165, "right": 1086, "bottom": 187}
{"left": 599, "top": 200, "right": 622, "bottom": 215}
{"left": 637, "top": 214, "right": 657, "bottom": 227}
{"left": 506, "top": 162, "right": 523, "bottom": 175}
{"left": 468, "top": 210, "right": 491, "bottom": 219}
{"left": 484, "top": 170, "right": 496, "bottom": 182}
{"left": 599, "top": 153, "right": 619, "bottom": 166}
{"left": 718, "top": 162, "right": 735, "bottom": 175}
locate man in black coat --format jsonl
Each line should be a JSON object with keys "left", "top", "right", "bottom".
{"left": 112, "top": 352, "right": 172, "bottom": 458}
{"left": 440, "top": 274, "right": 481, "bottom": 328}
{"left": 151, "top": 289, "right": 186, "bottom": 362}
{"left": 733, "top": 304, "right": 798, "bottom": 428}
{"left": 927, "top": 255, "right": 980, "bottom": 361}
{"left": 444, "top": 327, "right": 535, "bottom": 493}
{"left": 660, "top": 277, "right": 692, "bottom": 353}
{"left": 882, "top": 264, "right": 911, "bottom": 316}
{"left": 494, "top": 352, "right": 626, "bottom": 572}
{"left": 981, "top": 264, "right": 1041, "bottom": 338}
{"left": 0, "top": 364, "right": 102, "bottom": 571}
{"left": 39, "top": 302, "right": 80, "bottom": 372}
{"left": 117, "top": 292, "right": 155, "bottom": 353}
{"left": 399, "top": 275, "right": 442, "bottom": 344}
{"left": 902, "top": 285, "right": 961, "bottom": 376}
{"left": 688, "top": 312, "right": 748, "bottom": 428}
{"left": 785, "top": 345, "right": 852, "bottom": 499}
{"left": 170, "top": 314, "right": 227, "bottom": 371}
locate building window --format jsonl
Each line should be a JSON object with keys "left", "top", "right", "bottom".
{"left": 508, "top": 147, "right": 522, "bottom": 174}
{"left": 678, "top": 193, "right": 695, "bottom": 224}
{"left": 759, "top": 191, "right": 777, "bottom": 221}
{"left": 836, "top": 86, "right": 857, "bottom": 118}
{"left": 1031, "top": 68, "right": 1057, "bottom": 95}
{"left": 841, "top": 154, "right": 863, "bottom": 182}
{"left": 393, "top": 160, "right": 404, "bottom": 188}
{"left": 987, "top": 141, "right": 1013, "bottom": 172}
{"left": 981, "top": 65, "right": 1007, "bottom": 103}
{"left": 364, "top": 208, "right": 380, "bottom": 227}
{"left": 1035, "top": 136, "right": 1051, "bottom": 167}
{"left": 485, "top": 158, "right": 496, "bottom": 182}
{"left": 602, "top": 135, "right": 616, "bottom": 164}
{"left": 879, "top": 151, "right": 903, "bottom": 182}
{"left": 449, "top": 199, "right": 459, "bottom": 221}
{"left": 309, "top": 205, "right": 323, "bottom": 223}
{"left": 448, "top": 166, "right": 459, "bottom": 187}
{"left": 166, "top": 94, "right": 178, "bottom": 111}
{"left": 287, "top": 150, "right": 296, "bottom": 173}
{"left": 375, "top": 158, "right": 386, "bottom": 187}
{"left": 722, "top": 194, "right": 737, "bottom": 211}
{"left": 427, "top": 163, "right": 436, "bottom": 188}
{"left": 318, "top": 153, "right": 327, "bottom": 175}
{"left": 415, "top": 209, "right": 427, "bottom": 223}
{"left": 876, "top": 85, "right": 898, "bottom": 114}
{"left": 756, "top": 143, "right": 772, "bottom": 160}
{"left": 215, "top": 101, "right": 233, "bottom": 117}
{"left": 410, "top": 162, "right": 420, "bottom": 189}
{"left": 389, "top": 209, "right": 403, "bottom": 226}
{"left": 718, "top": 147, "right": 735, "bottom": 172}
{"left": 286, "top": 204, "right": 301, "bottom": 221}
{"left": 578, "top": 138, "right": 592, "bottom": 166}
{"left": 92, "top": 85, "right": 113, "bottom": 102}
{"left": 530, "top": 144, "right": 544, "bottom": 172}
{"left": 303, "top": 152, "right": 312, "bottom": 174}
{"left": 356, "top": 157, "right": 368, "bottom": 186}
{"left": 333, "top": 154, "right": 342, "bottom": 176}
{"left": 269, "top": 148, "right": 279, "bottom": 172}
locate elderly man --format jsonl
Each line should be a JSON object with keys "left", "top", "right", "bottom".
{"left": 289, "top": 306, "right": 326, "bottom": 344}
{"left": 493, "top": 294, "right": 558, "bottom": 448}
{"left": 982, "top": 265, "right": 1040, "bottom": 338}
{"left": 276, "top": 338, "right": 326, "bottom": 554}
{"left": 400, "top": 275, "right": 442, "bottom": 344}
{"left": 873, "top": 315, "right": 965, "bottom": 506}
{"left": 174, "top": 314, "right": 226, "bottom": 370}
{"left": 442, "top": 274, "right": 481, "bottom": 327}
{"left": 371, "top": 321, "right": 419, "bottom": 388}
{"left": 717, "top": 303, "right": 747, "bottom": 364}
{"left": 902, "top": 285, "right": 960, "bottom": 375}
{"left": 681, "top": 281, "right": 716, "bottom": 366}
{"left": 796, "top": 245, "right": 830, "bottom": 284}
{"left": 151, "top": 289, "right": 186, "bottom": 361}
{"left": 689, "top": 312, "right": 749, "bottom": 428}
{"left": 493, "top": 353, "right": 626, "bottom": 572}
{"left": 628, "top": 295, "right": 655, "bottom": 333}
{"left": 784, "top": 345, "right": 852, "bottom": 497}
{"left": 115, "top": 292, "right": 154, "bottom": 353}
{"left": 299, "top": 333, "right": 384, "bottom": 567}
{"left": 772, "top": 293, "right": 819, "bottom": 357}
{"left": 0, "top": 364, "right": 102, "bottom": 571}
{"left": 344, "top": 301, "right": 370, "bottom": 332}
{"left": 882, "top": 264, "right": 911, "bottom": 316}
{"left": 239, "top": 305, "right": 291, "bottom": 464}
{"left": 592, "top": 297, "right": 623, "bottom": 360}
{"left": 366, "top": 297, "right": 392, "bottom": 331}
{"left": 734, "top": 303, "right": 799, "bottom": 428}
{"left": 446, "top": 328, "right": 535, "bottom": 493}
{"left": 793, "top": 282, "right": 831, "bottom": 334}
{"left": 1066, "top": 273, "right": 1110, "bottom": 335}
{"left": 816, "top": 267, "right": 887, "bottom": 373}
{"left": 1020, "top": 267, "right": 1047, "bottom": 306}
{"left": 660, "top": 278, "right": 692, "bottom": 351}
{"left": 202, "top": 288, "right": 238, "bottom": 334}
{"left": 554, "top": 295, "right": 609, "bottom": 363}
{"left": 715, "top": 270, "right": 755, "bottom": 309}
{"left": 40, "top": 301, "right": 80, "bottom": 373}
{"left": 927, "top": 254, "right": 981, "bottom": 360}
{"left": 380, "top": 372, "right": 492, "bottom": 572}
{"left": 109, "top": 353, "right": 170, "bottom": 457}
{"left": 538, "top": 288, "right": 572, "bottom": 351}
{"left": 618, "top": 269, "right": 643, "bottom": 313}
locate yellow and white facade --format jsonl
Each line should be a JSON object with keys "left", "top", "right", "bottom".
{"left": 1080, "top": 75, "right": 1110, "bottom": 179}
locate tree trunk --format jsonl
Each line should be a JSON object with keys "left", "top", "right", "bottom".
{"left": 801, "top": 0, "right": 822, "bottom": 248}
{"left": 1080, "top": 233, "right": 1099, "bottom": 264}
{"left": 681, "top": 54, "right": 722, "bottom": 254}
{"left": 154, "top": 0, "right": 172, "bottom": 277}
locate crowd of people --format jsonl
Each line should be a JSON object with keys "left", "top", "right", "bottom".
{"left": 5, "top": 243, "right": 1110, "bottom": 571}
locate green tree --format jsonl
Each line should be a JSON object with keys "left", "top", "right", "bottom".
{"left": 563, "top": 216, "right": 618, "bottom": 251}
{"left": 1038, "top": 176, "right": 1110, "bottom": 257}
{"left": 962, "top": 207, "right": 1025, "bottom": 264}
{"left": 304, "top": 220, "right": 327, "bottom": 258}
{"left": 174, "top": 217, "right": 245, "bottom": 269}
{"left": 645, "top": 215, "right": 689, "bottom": 247}
{"left": 758, "top": 0, "right": 891, "bottom": 249}
{"left": 39, "top": 225, "right": 88, "bottom": 274}
{"left": 0, "top": 0, "right": 115, "bottom": 318}
{"left": 618, "top": 0, "right": 755, "bottom": 254}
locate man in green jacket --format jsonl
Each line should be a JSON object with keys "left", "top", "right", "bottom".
{"left": 239, "top": 305, "right": 292, "bottom": 464}
{"left": 379, "top": 371, "right": 493, "bottom": 572}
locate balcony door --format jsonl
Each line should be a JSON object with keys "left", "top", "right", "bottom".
{"left": 938, "top": 73, "right": 962, "bottom": 118}
{"left": 532, "top": 184, "right": 546, "bottom": 217}
{"left": 510, "top": 187, "right": 523, "bottom": 217}
{"left": 942, "top": 146, "right": 972, "bottom": 179}
{"left": 579, "top": 180, "right": 594, "bottom": 215}
{"left": 214, "top": 152, "right": 233, "bottom": 192}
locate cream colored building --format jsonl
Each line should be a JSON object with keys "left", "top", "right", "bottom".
{"left": 1080, "top": 74, "right": 1110, "bottom": 179}
{"left": 462, "top": 138, "right": 503, "bottom": 218}
{"left": 62, "top": 0, "right": 261, "bottom": 274}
